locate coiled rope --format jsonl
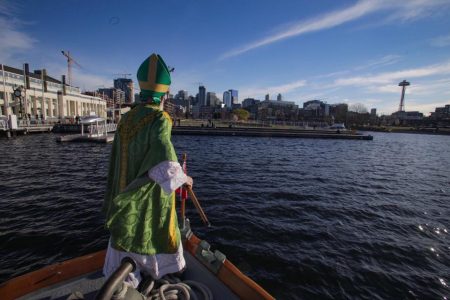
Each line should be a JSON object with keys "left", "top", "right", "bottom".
{"left": 140, "top": 274, "right": 213, "bottom": 300}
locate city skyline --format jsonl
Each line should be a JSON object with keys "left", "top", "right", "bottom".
{"left": 1, "top": 0, "right": 450, "bottom": 115}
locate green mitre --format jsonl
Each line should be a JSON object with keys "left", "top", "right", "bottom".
{"left": 137, "top": 53, "right": 171, "bottom": 104}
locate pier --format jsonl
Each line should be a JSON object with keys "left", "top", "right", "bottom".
{"left": 0, "top": 116, "right": 373, "bottom": 141}
{"left": 172, "top": 126, "right": 373, "bottom": 140}
{"left": 0, "top": 123, "right": 53, "bottom": 138}
{"left": 1, "top": 115, "right": 55, "bottom": 138}
{"left": 56, "top": 126, "right": 373, "bottom": 143}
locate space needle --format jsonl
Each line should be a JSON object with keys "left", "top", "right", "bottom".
{"left": 398, "top": 80, "right": 410, "bottom": 112}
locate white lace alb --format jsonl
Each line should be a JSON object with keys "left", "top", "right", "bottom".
{"left": 148, "top": 161, "right": 188, "bottom": 194}
{"left": 103, "top": 239, "right": 186, "bottom": 288}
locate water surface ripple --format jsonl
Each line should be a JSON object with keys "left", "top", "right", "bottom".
{"left": 0, "top": 132, "right": 449, "bottom": 299}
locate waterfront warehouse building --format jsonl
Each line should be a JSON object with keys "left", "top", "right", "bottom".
{"left": 0, "top": 63, "right": 107, "bottom": 121}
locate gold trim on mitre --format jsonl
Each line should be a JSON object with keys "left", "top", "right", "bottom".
{"left": 138, "top": 81, "right": 170, "bottom": 93}
{"left": 148, "top": 54, "right": 157, "bottom": 84}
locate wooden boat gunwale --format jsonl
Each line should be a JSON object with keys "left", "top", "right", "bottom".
{"left": 0, "top": 231, "right": 274, "bottom": 300}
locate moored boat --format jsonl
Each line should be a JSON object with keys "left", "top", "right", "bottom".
{"left": 329, "top": 123, "right": 346, "bottom": 130}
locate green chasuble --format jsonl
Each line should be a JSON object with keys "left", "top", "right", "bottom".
{"left": 102, "top": 104, "right": 180, "bottom": 255}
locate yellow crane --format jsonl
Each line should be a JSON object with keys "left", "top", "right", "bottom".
{"left": 61, "top": 50, "right": 82, "bottom": 86}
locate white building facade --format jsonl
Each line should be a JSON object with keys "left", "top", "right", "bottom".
{"left": 0, "top": 64, "right": 107, "bottom": 122}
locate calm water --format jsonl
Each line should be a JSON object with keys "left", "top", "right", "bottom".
{"left": 0, "top": 132, "right": 449, "bottom": 299}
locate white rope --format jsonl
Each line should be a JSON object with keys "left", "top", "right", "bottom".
{"left": 183, "top": 281, "right": 213, "bottom": 300}
{"left": 142, "top": 274, "right": 213, "bottom": 300}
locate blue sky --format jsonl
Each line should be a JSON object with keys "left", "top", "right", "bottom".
{"left": 1, "top": 0, "right": 450, "bottom": 115}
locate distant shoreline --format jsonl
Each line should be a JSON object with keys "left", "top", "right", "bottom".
{"left": 172, "top": 126, "right": 373, "bottom": 140}
{"left": 355, "top": 126, "right": 450, "bottom": 136}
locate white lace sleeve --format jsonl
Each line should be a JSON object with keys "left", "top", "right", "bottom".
{"left": 148, "top": 161, "right": 188, "bottom": 194}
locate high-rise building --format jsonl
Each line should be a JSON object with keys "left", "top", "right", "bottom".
{"left": 223, "top": 91, "right": 231, "bottom": 108}
{"left": 370, "top": 108, "right": 377, "bottom": 116}
{"left": 330, "top": 103, "right": 348, "bottom": 123}
{"left": 175, "top": 90, "right": 188, "bottom": 100}
{"left": 99, "top": 88, "right": 125, "bottom": 106}
{"left": 265, "top": 94, "right": 270, "bottom": 101}
{"left": 198, "top": 86, "right": 206, "bottom": 106}
{"left": 277, "top": 93, "right": 282, "bottom": 101}
{"left": 207, "top": 92, "right": 219, "bottom": 106}
{"left": 229, "top": 89, "right": 238, "bottom": 105}
{"left": 114, "top": 78, "right": 134, "bottom": 103}
{"left": 242, "top": 98, "right": 260, "bottom": 108}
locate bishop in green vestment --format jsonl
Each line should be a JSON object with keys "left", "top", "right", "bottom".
{"left": 102, "top": 53, "right": 192, "bottom": 287}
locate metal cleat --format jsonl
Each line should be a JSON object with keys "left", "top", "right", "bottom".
{"left": 195, "top": 240, "right": 226, "bottom": 274}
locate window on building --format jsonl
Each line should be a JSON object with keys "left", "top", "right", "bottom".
{"left": 53, "top": 99, "right": 57, "bottom": 116}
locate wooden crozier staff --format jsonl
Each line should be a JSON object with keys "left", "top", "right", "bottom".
{"left": 179, "top": 153, "right": 211, "bottom": 227}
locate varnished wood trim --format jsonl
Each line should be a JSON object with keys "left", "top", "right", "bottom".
{"left": 1, "top": 235, "right": 274, "bottom": 300}
{"left": 0, "top": 250, "right": 106, "bottom": 300}
{"left": 218, "top": 259, "right": 274, "bottom": 300}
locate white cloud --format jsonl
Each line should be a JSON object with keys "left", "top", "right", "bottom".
{"left": 239, "top": 79, "right": 306, "bottom": 100}
{"left": 354, "top": 54, "right": 402, "bottom": 71}
{"left": 237, "top": 58, "right": 450, "bottom": 112}
{"left": 329, "top": 67, "right": 450, "bottom": 114}
{"left": 219, "top": 0, "right": 450, "bottom": 59}
{"left": 171, "top": 69, "right": 204, "bottom": 96}
{"left": 406, "top": 101, "right": 450, "bottom": 114}
{"left": 382, "top": 0, "right": 450, "bottom": 23}
{"left": 73, "top": 72, "right": 112, "bottom": 91}
{"left": 430, "top": 34, "right": 450, "bottom": 47}
{"left": 0, "top": 16, "right": 35, "bottom": 63}
{"left": 313, "top": 70, "right": 350, "bottom": 79}
{"left": 360, "top": 98, "right": 385, "bottom": 105}
{"left": 0, "top": 1, "right": 35, "bottom": 63}
{"left": 310, "top": 54, "right": 401, "bottom": 81}
{"left": 43, "top": 62, "right": 112, "bottom": 91}
{"left": 0, "top": 0, "right": 17, "bottom": 16}
{"left": 220, "top": 0, "right": 381, "bottom": 59}
{"left": 367, "top": 84, "right": 399, "bottom": 94}
{"left": 408, "top": 79, "right": 450, "bottom": 95}
{"left": 333, "top": 61, "right": 450, "bottom": 87}
{"left": 67, "top": 69, "right": 112, "bottom": 91}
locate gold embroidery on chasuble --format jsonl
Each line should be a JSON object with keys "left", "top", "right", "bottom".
{"left": 162, "top": 111, "right": 172, "bottom": 124}
{"left": 118, "top": 107, "right": 158, "bottom": 191}
{"left": 167, "top": 193, "right": 178, "bottom": 252}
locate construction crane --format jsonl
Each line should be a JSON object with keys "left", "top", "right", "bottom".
{"left": 61, "top": 50, "right": 81, "bottom": 86}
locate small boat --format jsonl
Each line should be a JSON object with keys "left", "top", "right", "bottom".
{"left": 55, "top": 116, "right": 116, "bottom": 143}
{"left": 0, "top": 219, "right": 274, "bottom": 300}
{"left": 329, "top": 123, "right": 346, "bottom": 130}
